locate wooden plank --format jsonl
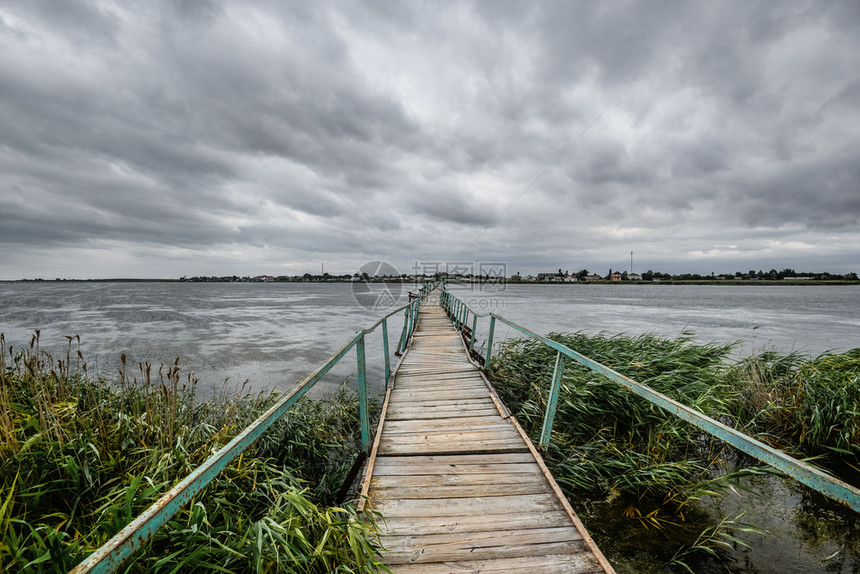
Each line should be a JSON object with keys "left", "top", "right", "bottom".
{"left": 385, "top": 408, "right": 500, "bottom": 421}
{"left": 372, "top": 452, "right": 536, "bottom": 467}
{"left": 370, "top": 480, "right": 553, "bottom": 498}
{"left": 371, "top": 494, "right": 563, "bottom": 517}
{"left": 372, "top": 462, "right": 541, "bottom": 476}
{"left": 387, "top": 397, "right": 495, "bottom": 407}
{"left": 383, "top": 525, "right": 581, "bottom": 549}
{"left": 396, "top": 371, "right": 481, "bottom": 380}
{"left": 385, "top": 538, "right": 588, "bottom": 565}
{"left": 387, "top": 394, "right": 495, "bottom": 405}
{"left": 392, "top": 378, "right": 488, "bottom": 390}
{"left": 387, "top": 554, "right": 605, "bottom": 573}
{"left": 371, "top": 471, "right": 544, "bottom": 488}
{"left": 379, "top": 428, "right": 522, "bottom": 446}
{"left": 378, "top": 510, "right": 574, "bottom": 536}
{"left": 379, "top": 438, "right": 529, "bottom": 456}
{"left": 382, "top": 416, "right": 507, "bottom": 433}
{"left": 382, "top": 424, "right": 514, "bottom": 437}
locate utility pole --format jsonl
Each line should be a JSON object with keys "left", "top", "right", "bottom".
{"left": 630, "top": 251, "right": 633, "bottom": 274}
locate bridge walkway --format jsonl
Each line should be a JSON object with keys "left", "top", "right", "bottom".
{"left": 358, "top": 293, "right": 614, "bottom": 573}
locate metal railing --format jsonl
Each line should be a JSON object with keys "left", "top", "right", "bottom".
{"left": 69, "top": 280, "right": 442, "bottom": 574}
{"left": 440, "top": 287, "right": 860, "bottom": 513}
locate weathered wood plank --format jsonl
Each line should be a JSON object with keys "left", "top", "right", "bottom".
{"left": 370, "top": 480, "right": 553, "bottom": 498}
{"left": 387, "top": 394, "right": 496, "bottom": 405}
{"left": 371, "top": 462, "right": 541, "bottom": 476}
{"left": 370, "top": 494, "right": 563, "bottom": 518}
{"left": 392, "top": 379, "right": 488, "bottom": 391}
{"left": 387, "top": 554, "right": 605, "bottom": 573}
{"left": 382, "top": 416, "right": 508, "bottom": 433}
{"left": 380, "top": 427, "right": 521, "bottom": 443}
{"left": 377, "top": 510, "right": 574, "bottom": 536}
{"left": 379, "top": 438, "right": 529, "bottom": 456}
{"left": 385, "top": 408, "right": 500, "bottom": 421}
{"left": 385, "top": 538, "right": 588, "bottom": 565}
{"left": 371, "top": 471, "right": 545, "bottom": 488}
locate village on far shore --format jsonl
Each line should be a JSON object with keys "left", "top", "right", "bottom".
{"left": 172, "top": 267, "right": 858, "bottom": 284}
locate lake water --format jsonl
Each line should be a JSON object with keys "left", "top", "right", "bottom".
{"left": 1, "top": 280, "right": 859, "bottom": 572}
{"left": 1, "top": 281, "right": 858, "bottom": 397}
{"left": 446, "top": 282, "right": 860, "bottom": 358}
{"left": 0, "top": 281, "right": 401, "bottom": 397}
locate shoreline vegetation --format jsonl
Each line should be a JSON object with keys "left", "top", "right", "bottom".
{"left": 5, "top": 277, "right": 860, "bottom": 286}
{"left": 2, "top": 326, "right": 859, "bottom": 572}
{"left": 4, "top": 267, "right": 858, "bottom": 284}
{"left": 0, "top": 333, "right": 385, "bottom": 573}
{"left": 487, "top": 332, "right": 860, "bottom": 572}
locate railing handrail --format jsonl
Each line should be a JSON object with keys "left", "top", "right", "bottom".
{"left": 69, "top": 280, "right": 443, "bottom": 574}
{"left": 439, "top": 286, "right": 860, "bottom": 513}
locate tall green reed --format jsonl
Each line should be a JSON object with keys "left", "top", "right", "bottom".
{"left": 488, "top": 330, "right": 860, "bottom": 570}
{"left": 0, "top": 333, "right": 385, "bottom": 573}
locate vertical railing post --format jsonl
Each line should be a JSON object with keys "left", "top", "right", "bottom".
{"left": 407, "top": 300, "right": 416, "bottom": 340}
{"left": 486, "top": 315, "right": 496, "bottom": 364}
{"left": 405, "top": 303, "right": 413, "bottom": 344}
{"left": 356, "top": 332, "right": 369, "bottom": 451}
{"left": 396, "top": 306, "right": 409, "bottom": 354}
{"left": 469, "top": 314, "right": 477, "bottom": 353}
{"left": 382, "top": 317, "right": 391, "bottom": 387}
{"left": 540, "top": 351, "right": 566, "bottom": 449}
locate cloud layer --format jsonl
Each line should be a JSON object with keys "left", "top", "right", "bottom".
{"left": 1, "top": 1, "right": 858, "bottom": 278}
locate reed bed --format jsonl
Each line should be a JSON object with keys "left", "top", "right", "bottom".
{"left": 488, "top": 331, "right": 860, "bottom": 571}
{"left": 0, "top": 333, "right": 385, "bottom": 573}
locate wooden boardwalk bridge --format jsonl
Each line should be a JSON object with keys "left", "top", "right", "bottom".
{"left": 359, "top": 293, "right": 614, "bottom": 573}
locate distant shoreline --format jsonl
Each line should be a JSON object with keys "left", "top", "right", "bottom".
{"left": 2, "top": 278, "right": 858, "bottom": 286}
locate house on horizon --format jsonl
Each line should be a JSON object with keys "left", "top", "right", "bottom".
{"left": 585, "top": 274, "right": 603, "bottom": 281}
{"left": 611, "top": 272, "right": 622, "bottom": 282}
{"left": 536, "top": 272, "right": 561, "bottom": 281}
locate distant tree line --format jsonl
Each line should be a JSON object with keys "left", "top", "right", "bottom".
{"left": 510, "top": 267, "right": 858, "bottom": 282}
{"left": 641, "top": 268, "right": 859, "bottom": 281}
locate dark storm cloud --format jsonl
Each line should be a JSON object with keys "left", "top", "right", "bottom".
{"left": 0, "top": 1, "right": 858, "bottom": 278}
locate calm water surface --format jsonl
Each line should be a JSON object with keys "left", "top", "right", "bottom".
{"left": 0, "top": 282, "right": 395, "bottom": 396}
{"left": 1, "top": 281, "right": 858, "bottom": 392}
{"left": 447, "top": 282, "right": 860, "bottom": 357}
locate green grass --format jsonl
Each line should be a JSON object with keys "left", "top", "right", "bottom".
{"left": 487, "top": 331, "right": 860, "bottom": 571}
{"left": 0, "top": 333, "right": 386, "bottom": 573}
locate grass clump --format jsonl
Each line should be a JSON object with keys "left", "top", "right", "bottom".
{"left": 487, "top": 331, "right": 860, "bottom": 571}
{"left": 489, "top": 332, "right": 741, "bottom": 505}
{"left": 724, "top": 348, "right": 860, "bottom": 483}
{"left": 0, "top": 333, "right": 386, "bottom": 573}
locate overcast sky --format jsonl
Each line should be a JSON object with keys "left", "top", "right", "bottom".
{"left": 1, "top": 1, "right": 859, "bottom": 279}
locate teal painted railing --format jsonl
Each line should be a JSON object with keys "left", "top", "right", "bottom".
{"left": 440, "top": 287, "right": 860, "bottom": 513}
{"left": 69, "top": 281, "right": 441, "bottom": 574}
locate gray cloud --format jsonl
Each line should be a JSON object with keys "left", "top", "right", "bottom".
{"left": 0, "top": 1, "right": 858, "bottom": 279}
